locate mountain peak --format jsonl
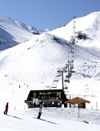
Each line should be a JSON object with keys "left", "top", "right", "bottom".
{"left": 0, "top": 15, "right": 44, "bottom": 51}
{"left": 50, "top": 11, "right": 100, "bottom": 48}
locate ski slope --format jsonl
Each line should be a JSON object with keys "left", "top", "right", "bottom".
{"left": 0, "top": 31, "right": 100, "bottom": 110}
{"left": 0, "top": 108, "right": 100, "bottom": 131}
{"left": 0, "top": 11, "right": 100, "bottom": 131}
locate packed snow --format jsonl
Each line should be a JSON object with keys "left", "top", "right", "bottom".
{"left": 0, "top": 108, "right": 100, "bottom": 131}
{"left": 0, "top": 11, "right": 100, "bottom": 130}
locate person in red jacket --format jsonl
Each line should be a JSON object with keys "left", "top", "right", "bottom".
{"left": 4, "top": 102, "right": 9, "bottom": 115}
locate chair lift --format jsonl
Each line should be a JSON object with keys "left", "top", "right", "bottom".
{"left": 51, "top": 84, "right": 57, "bottom": 88}
{"left": 70, "top": 70, "right": 75, "bottom": 73}
{"left": 64, "top": 79, "right": 70, "bottom": 83}
{"left": 70, "top": 66, "right": 74, "bottom": 70}
{"left": 56, "top": 74, "right": 61, "bottom": 77}
{"left": 53, "top": 79, "right": 59, "bottom": 82}
{"left": 66, "top": 72, "right": 72, "bottom": 78}
{"left": 64, "top": 87, "right": 68, "bottom": 89}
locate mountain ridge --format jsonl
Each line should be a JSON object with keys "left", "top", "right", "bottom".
{"left": 0, "top": 15, "right": 44, "bottom": 51}
{"left": 50, "top": 11, "right": 100, "bottom": 48}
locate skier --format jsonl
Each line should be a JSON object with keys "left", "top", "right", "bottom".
{"left": 37, "top": 103, "right": 43, "bottom": 119}
{"left": 4, "top": 102, "right": 9, "bottom": 115}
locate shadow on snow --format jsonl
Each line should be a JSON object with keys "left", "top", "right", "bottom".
{"left": 8, "top": 115, "right": 22, "bottom": 120}
{"left": 38, "top": 118, "right": 59, "bottom": 125}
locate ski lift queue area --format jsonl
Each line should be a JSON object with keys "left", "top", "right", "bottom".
{"left": 25, "top": 89, "right": 68, "bottom": 108}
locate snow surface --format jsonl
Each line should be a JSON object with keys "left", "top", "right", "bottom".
{"left": 0, "top": 108, "right": 100, "bottom": 131}
{"left": 0, "top": 32, "right": 100, "bottom": 110}
{"left": 0, "top": 15, "right": 44, "bottom": 50}
{"left": 50, "top": 12, "right": 100, "bottom": 48}
{"left": 0, "top": 11, "right": 100, "bottom": 130}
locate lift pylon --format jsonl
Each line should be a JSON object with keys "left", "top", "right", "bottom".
{"left": 51, "top": 17, "right": 76, "bottom": 90}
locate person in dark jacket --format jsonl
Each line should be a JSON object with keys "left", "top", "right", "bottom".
{"left": 4, "top": 102, "right": 9, "bottom": 115}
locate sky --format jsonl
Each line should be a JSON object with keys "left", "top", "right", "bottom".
{"left": 0, "top": 0, "right": 100, "bottom": 31}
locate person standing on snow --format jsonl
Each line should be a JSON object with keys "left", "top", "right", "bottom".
{"left": 37, "top": 103, "right": 43, "bottom": 119}
{"left": 4, "top": 102, "right": 9, "bottom": 115}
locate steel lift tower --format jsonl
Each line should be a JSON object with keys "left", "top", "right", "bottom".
{"left": 51, "top": 17, "right": 76, "bottom": 90}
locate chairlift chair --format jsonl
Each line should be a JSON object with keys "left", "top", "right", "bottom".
{"left": 56, "top": 74, "right": 61, "bottom": 77}
{"left": 53, "top": 79, "right": 59, "bottom": 82}
{"left": 70, "top": 70, "right": 75, "bottom": 73}
{"left": 66, "top": 72, "right": 72, "bottom": 78}
{"left": 52, "top": 86, "right": 57, "bottom": 88}
{"left": 64, "top": 87, "right": 68, "bottom": 89}
{"left": 64, "top": 79, "right": 70, "bottom": 83}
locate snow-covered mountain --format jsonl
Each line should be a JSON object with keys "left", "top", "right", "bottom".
{"left": 0, "top": 12, "right": 100, "bottom": 110}
{"left": 0, "top": 15, "right": 44, "bottom": 51}
{"left": 50, "top": 12, "right": 100, "bottom": 48}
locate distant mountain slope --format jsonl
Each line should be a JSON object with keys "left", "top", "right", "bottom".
{"left": 0, "top": 33, "right": 69, "bottom": 86}
{"left": 50, "top": 12, "right": 100, "bottom": 48}
{"left": 0, "top": 32, "right": 100, "bottom": 110}
{"left": 0, "top": 32, "right": 99, "bottom": 87}
{"left": 0, "top": 15, "right": 44, "bottom": 51}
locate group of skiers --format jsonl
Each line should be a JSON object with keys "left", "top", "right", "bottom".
{"left": 3, "top": 102, "right": 43, "bottom": 119}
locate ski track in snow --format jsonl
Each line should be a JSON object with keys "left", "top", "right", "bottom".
{"left": 0, "top": 108, "right": 100, "bottom": 131}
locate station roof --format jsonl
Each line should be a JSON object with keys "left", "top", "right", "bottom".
{"left": 65, "top": 97, "right": 90, "bottom": 104}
